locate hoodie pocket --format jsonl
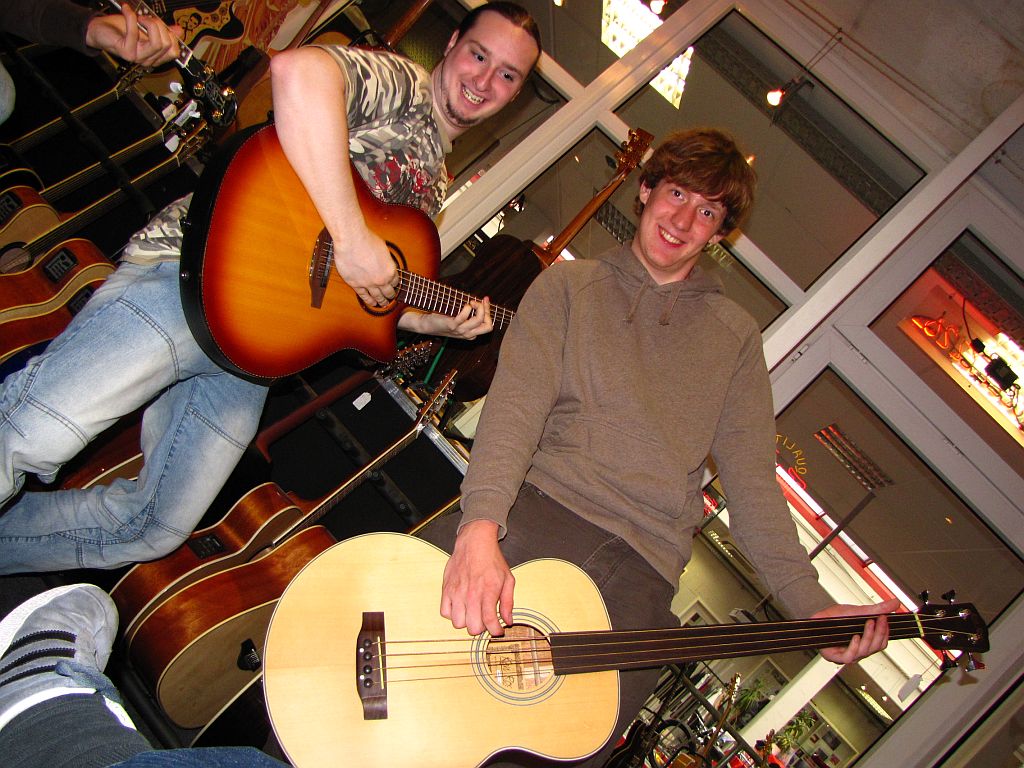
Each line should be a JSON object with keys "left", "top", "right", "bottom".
{"left": 544, "top": 414, "right": 703, "bottom": 521}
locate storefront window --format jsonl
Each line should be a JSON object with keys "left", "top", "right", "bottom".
{"left": 689, "top": 368, "right": 1022, "bottom": 765}
{"left": 870, "top": 230, "right": 1024, "bottom": 467}
{"left": 613, "top": 11, "right": 923, "bottom": 291}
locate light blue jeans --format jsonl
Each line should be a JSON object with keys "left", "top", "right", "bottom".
{"left": 0, "top": 260, "right": 268, "bottom": 572}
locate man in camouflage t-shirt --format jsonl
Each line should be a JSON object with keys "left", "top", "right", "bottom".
{"left": 0, "top": 3, "right": 541, "bottom": 573}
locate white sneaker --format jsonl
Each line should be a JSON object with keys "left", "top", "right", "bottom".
{"left": 0, "top": 584, "right": 118, "bottom": 732}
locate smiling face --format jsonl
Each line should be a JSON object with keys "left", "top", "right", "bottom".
{"left": 431, "top": 11, "right": 540, "bottom": 138}
{"left": 632, "top": 180, "right": 727, "bottom": 284}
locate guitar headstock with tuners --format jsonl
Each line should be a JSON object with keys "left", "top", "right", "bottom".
{"left": 380, "top": 340, "right": 437, "bottom": 380}
{"left": 917, "top": 592, "right": 989, "bottom": 671}
{"left": 413, "top": 370, "right": 456, "bottom": 430}
{"left": 104, "top": 0, "right": 238, "bottom": 126}
{"left": 613, "top": 128, "right": 655, "bottom": 179}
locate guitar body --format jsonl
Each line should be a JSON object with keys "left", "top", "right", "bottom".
{"left": 0, "top": 239, "right": 113, "bottom": 321}
{"left": 0, "top": 244, "right": 113, "bottom": 372}
{"left": 171, "top": 1, "right": 244, "bottom": 47}
{"left": 0, "top": 186, "right": 62, "bottom": 249}
{"left": 112, "top": 481, "right": 307, "bottom": 643}
{"left": 435, "top": 234, "right": 544, "bottom": 401}
{"left": 127, "top": 524, "right": 336, "bottom": 728}
{"left": 180, "top": 122, "right": 442, "bottom": 382}
{"left": 264, "top": 533, "right": 619, "bottom": 768}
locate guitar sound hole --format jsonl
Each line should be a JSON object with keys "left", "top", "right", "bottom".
{"left": 483, "top": 624, "right": 554, "bottom": 694}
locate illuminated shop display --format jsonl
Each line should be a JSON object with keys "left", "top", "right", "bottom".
{"left": 899, "top": 267, "right": 1024, "bottom": 447}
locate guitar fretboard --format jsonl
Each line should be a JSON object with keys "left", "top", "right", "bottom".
{"left": 399, "top": 270, "right": 515, "bottom": 330}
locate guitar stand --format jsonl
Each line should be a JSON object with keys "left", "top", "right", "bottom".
{"left": 0, "top": 37, "right": 155, "bottom": 220}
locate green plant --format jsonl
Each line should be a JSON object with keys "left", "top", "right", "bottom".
{"left": 775, "top": 708, "right": 816, "bottom": 750}
{"left": 734, "top": 678, "right": 769, "bottom": 715}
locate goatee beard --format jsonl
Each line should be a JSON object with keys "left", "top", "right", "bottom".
{"left": 443, "top": 96, "right": 481, "bottom": 129}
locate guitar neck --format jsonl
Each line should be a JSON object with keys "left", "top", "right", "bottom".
{"left": 278, "top": 372, "right": 455, "bottom": 542}
{"left": 548, "top": 614, "right": 930, "bottom": 675}
{"left": 278, "top": 422, "right": 424, "bottom": 544}
{"left": 26, "top": 123, "right": 206, "bottom": 258}
{"left": 9, "top": 66, "right": 144, "bottom": 154}
{"left": 399, "top": 270, "right": 515, "bottom": 330}
{"left": 106, "top": 0, "right": 197, "bottom": 70}
{"left": 107, "top": 0, "right": 236, "bottom": 125}
{"left": 41, "top": 117, "right": 180, "bottom": 203}
{"left": 537, "top": 128, "right": 653, "bottom": 267}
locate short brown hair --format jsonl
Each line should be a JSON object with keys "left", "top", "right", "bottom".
{"left": 637, "top": 128, "right": 756, "bottom": 234}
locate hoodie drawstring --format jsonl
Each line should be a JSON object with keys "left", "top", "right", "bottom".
{"left": 624, "top": 280, "right": 649, "bottom": 324}
{"left": 658, "top": 281, "right": 685, "bottom": 325}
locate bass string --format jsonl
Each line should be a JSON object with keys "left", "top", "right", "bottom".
{"left": 358, "top": 614, "right": 971, "bottom": 684}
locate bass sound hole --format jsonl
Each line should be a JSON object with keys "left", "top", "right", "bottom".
{"left": 473, "top": 614, "right": 565, "bottom": 705}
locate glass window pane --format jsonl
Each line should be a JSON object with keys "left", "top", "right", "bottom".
{"left": 688, "top": 369, "right": 1021, "bottom": 764}
{"left": 869, "top": 230, "right": 1024, "bottom": 470}
{"left": 614, "top": 11, "right": 924, "bottom": 290}
{"left": 776, "top": 369, "right": 1023, "bottom": 623}
{"left": 705, "top": 242, "right": 786, "bottom": 329}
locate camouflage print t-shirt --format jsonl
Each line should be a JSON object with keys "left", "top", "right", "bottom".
{"left": 122, "top": 46, "right": 448, "bottom": 264}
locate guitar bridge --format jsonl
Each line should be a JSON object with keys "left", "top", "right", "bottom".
{"left": 309, "top": 228, "right": 332, "bottom": 309}
{"left": 356, "top": 611, "right": 387, "bottom": 720}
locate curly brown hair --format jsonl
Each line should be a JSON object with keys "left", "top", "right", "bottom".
{"left": 637, "top": 128, "right": 756, "bottom": 235}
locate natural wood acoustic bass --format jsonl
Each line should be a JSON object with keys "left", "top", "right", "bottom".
{"left": 263, "top": 533, "right": 989, "bottom": 768}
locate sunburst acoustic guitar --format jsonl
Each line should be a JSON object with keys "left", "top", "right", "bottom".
{"left": 263, "top": 533, "right": 990, "bottom": 768}
{"left": 179, "top": 122, "right": 514, "bottom": 383}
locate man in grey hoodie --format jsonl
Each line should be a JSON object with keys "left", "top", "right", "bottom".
{"left": 422, "top": 129, "right": 898, "bottom": 767}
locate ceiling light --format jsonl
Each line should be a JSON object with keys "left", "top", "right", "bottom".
{"left": 765, "top": 28, "right": 842, "bottom": 112}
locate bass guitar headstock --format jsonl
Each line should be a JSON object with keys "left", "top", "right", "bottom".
{"left": 917, "top": 590, "right": 989, "bottom": 671}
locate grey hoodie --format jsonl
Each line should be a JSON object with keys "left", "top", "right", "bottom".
{"left": 459, "top": 243, "right": 831, "bottom": 619}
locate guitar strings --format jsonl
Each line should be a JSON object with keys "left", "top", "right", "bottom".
{"left": 399, "top": 272, "right": 516, "bottom": 328}
{"left": 357, "top": 614, "right": 981, "bottom": 685}
{"left": 319, "top": 244, "right": 516, "bottom": 327}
